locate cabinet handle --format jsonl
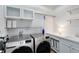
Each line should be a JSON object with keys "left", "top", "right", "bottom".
{"left": 53, "top": 39, "right": 54, "bottom": 47}
{"left": 55, "top": 40, "right": 57, "bottom": 48}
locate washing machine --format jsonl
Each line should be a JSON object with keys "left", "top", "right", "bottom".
{"left": 6, "top": 35, "right": 34, "bottom": 53}
{"left": 31, "top": 33, "right": 51, "bottom": 53}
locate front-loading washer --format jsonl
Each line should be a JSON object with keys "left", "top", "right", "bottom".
{"left": 31, "top": 33, "right": 51, "bottom": 53}
{"left": 6, "top": 35, "right": 33, "bottom": 53}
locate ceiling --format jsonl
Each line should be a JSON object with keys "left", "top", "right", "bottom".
{"left": 43, "top": 5, "right": 61, "bottom": 10}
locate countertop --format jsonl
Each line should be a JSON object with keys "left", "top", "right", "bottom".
{"left": 7, "top": 33, "right": 43, "bottom": 43}
{"left": 7, "top": 33, "right": 79, "bottom": 44}
{"left": 31, "top": 33, "right": 44, "bottom": 38}
{"left": 46, "top": 33, "right": 79, "bottom": 44}
{"left": 7, "top": 34, "right": 32, "bottom": 43}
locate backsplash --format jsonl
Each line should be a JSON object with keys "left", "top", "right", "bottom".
{"left": 7, "top": 27, "right": 42, "bottom": 36}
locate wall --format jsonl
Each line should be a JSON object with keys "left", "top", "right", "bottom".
{"left": 0, "top": 5, "right": 6, "bottom": 37}
{"left": 54, "top": 5, "right": 79, "bottom": 37}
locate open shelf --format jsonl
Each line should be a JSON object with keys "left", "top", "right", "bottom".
{"left": 6, "top": 27, "right": 30, "bottom": 29}
{"left": 5, "top": 16, "right": 33, "bottom": 21}
{"left": 5, "top": 27, "right": 42, "bottom": 29}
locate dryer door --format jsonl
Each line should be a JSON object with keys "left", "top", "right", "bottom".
{"left": 12, "top": 46, "right": 33, "bottom": 53}
{"left": 36, "top": 41, "right": 51, "bottom": 53}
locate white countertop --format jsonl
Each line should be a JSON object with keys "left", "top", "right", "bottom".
{"left": 46, "top": 33, "right": 79, "bottom": 44}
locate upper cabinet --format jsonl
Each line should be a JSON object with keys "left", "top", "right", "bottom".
{"left": 5, "top": 6, "right": 34, "bottom": 20}
{"left": 6, "top": 7, "right": 20, "bottom": 17}
{"left": 5, "top": 6, "right": 34, "bottom": 29}
{"left": 23, "top": 10, "right": 33, "bottom": 19}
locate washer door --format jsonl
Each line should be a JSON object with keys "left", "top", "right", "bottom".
{"left": 12, "top": 46, "right": 33, "bottom": 53}
{"left": 36, "top": 41, "right": 51, "bottom": 53}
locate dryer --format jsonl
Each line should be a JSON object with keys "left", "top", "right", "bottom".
{"left": 31, "top": 33, "right": 51, "bottom": 53}
{"left": 6, "top": 35, "right": 33, "bottom": 53}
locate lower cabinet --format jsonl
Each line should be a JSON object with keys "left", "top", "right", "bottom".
{"left": 70, "top": 47, "right": 79, "bottom": 53}
{"left": 46, "top": 34, "right": 79, "bottom": 53}
{"left": 59, "top": 38, "right": 79, "bottom": 53}
{"left": 59, "top": 43, "right": 71, "bottom": 53}
{"left": 50, "top": 38, "right": 59, "bottom": 52}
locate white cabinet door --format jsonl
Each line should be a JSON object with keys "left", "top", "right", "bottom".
{"left": 51, "top": 39, "right": 59, "bottom": 52}
{"left": 59, "top": 43, "right": 70, "bottom": 53}
{"left": 7, "top": 7, "right": 20, "bottom": 17}
{"left": 70, "top": 47, "right": 79, "bottom": 53}
{"left": 23, "top": 10, "right": 33, "bottom": 18}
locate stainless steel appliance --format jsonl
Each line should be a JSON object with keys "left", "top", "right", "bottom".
{"left": 6, "top": 35, "right": 34, "bottom": 53}
{"left": 31, "top": 33, "right": 51, "bottom": 53}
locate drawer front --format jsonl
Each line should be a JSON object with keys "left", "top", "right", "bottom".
{"left": 60, "top": 39, "right": 72, "bottom": 46}
{"left": 70, "top": 42, "right": 79, "bottom": 50}
{"left": 50, "top": 38, "right": 59, "bottom": 52}
{"left": 59, "top": 43, "right": 71, "bottom": 53}
{"left": 60, "top": 38, "right": 79, "bottom": 53}
{"left": 71, "top": 47, "right": 79, "bottom": 53}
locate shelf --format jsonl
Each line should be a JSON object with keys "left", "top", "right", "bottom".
{"left": 5, "top": 27, "right": 42, "bottom": 29}
{"left": 6, "top": 27, "right": 30, "bottom": 29}
{"left": 5, "top": 16, "right": 33, "bottom": 21}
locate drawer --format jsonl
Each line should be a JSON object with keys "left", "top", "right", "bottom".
{"left": 71, "top": 47, "right": 79, "bottom": 53}
{"left": 70, "top": 42, "right": 79, "bottom": 50}
{"left": 60, "top": 38, "right": 79, "bottom": 52}
{"left": 60, "top": 38, "right": 72, "bottom": 46}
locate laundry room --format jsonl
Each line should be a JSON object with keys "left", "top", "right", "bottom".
{"left": 0, "top": 5, "right": 79, "bottom": 53}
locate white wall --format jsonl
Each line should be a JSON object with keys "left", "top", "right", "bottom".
{"left": 0, "top": 5, "right": 6, "bottom": 37}
{"left": 54, "top": 5, "right": 79, "bottom": 37}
